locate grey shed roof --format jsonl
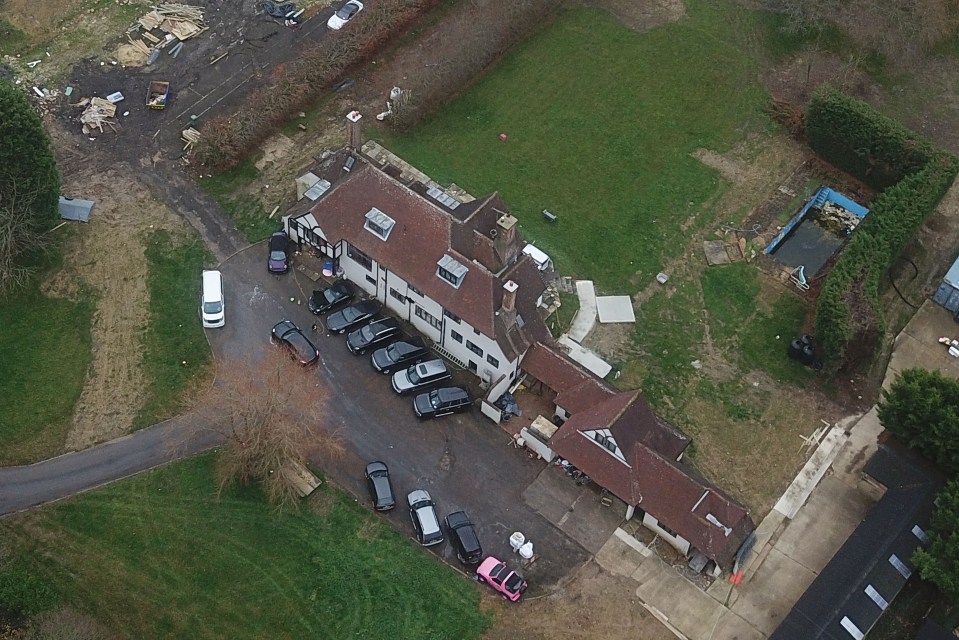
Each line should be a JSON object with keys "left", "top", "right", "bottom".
{"left": 769, "top": 444, "right": 943, "bottom": 640}
{"left": 58, "top": 197, "right": 94, "bottom": 222}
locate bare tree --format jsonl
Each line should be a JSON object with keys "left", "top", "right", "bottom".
{"left": 204, "top": 349, "right": 344, "bottom": 510}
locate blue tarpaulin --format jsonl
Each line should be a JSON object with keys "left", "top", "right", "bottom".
{"left": 58, "top": 197, "right": 94, "bottom": 222}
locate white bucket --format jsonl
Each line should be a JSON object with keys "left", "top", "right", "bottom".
{"left": 519, "top": 541, "right": 534, "bottom": 559}
{"left": 509, "top": 532, "right": 525, "bottom": 551}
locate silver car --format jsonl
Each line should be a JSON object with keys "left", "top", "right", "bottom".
{"left": 391, "top": 358, "right": 451, "bottom": 395}
{"left": 408, "top": 489, "right": 444, "bottom": 546}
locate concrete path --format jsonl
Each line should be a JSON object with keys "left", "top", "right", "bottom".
{"left": 567, "top": 280, "right": 597, "bottom": 342}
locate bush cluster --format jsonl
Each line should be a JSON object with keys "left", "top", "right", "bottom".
{"left": 194, "top": 0, "right": 440, "bottom": 171}
{"left": 391, "top": 0, "right": 561, "bottom": 131}
{"left": 807, "top": 86, "right": 959, "bottom": 369}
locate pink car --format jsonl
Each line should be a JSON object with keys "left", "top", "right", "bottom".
{"left": 475, "top": 556, "right": 528, "bottom": 602}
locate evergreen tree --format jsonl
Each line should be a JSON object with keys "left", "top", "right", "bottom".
{"left": 0, "top": 80, "right": 61, "bottom": 292}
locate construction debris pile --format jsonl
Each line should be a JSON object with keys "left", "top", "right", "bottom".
{"left": 181, "top": 127, "right": 201, "bottom": 152}
{"left": 125, "top": 3, "right": 207, "bottom": 65}
{"left": 77, "top": 97, "right": 120, "bottom": 135}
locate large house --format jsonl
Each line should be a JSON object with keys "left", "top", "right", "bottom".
{"left": 283, "top": 114, "right": 753, "bottom": 571}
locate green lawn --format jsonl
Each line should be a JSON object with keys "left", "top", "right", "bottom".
{"left": 0, "top": 455, "right": 490, "bottom": 639}
{"left": 0, "top": 287, "right": 93, "bottom": 464}
{"left": 379, "top": 2, "right": 771, "bottom": 291}
{"left": 135, "top": 230, "right": 213, "bottom": 428}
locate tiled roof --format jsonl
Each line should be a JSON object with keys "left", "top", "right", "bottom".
{"left": 520, "top": 342, "right": 617, "bottom": 414}
{"left": 302, "top": 162, "right": 502, "bottom": 335}
{"left": 549, "top": 393, "right": 750, "bottom": 566}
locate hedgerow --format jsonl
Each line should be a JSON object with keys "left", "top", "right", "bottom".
{"left": 808, "top": 86, "right": 959, "bottom": 369}
{"left": 194, "top": 0, "right": 440, "bottom": 171}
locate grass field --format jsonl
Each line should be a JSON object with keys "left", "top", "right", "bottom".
{"left": 134, "top": 230, "right": 213, "bottom": 428}
{"left": 0, "top": 287, "right": 93, "bottom": 464}
{"left": 0, "top": 455, "right": 490, "bottom": 639}
{"left": 379, "top": 2, "right": 770, "bottom": 291}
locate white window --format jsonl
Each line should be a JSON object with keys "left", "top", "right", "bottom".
{"left": 436, "top": 254, "right": 468, "bottom": 288}
{"left": 364, "top": 207, "right": 395, "bottom": 241}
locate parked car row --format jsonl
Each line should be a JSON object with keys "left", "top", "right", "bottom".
{"left": 308, "top": 282, "right": 474, "bottom": 419}
{"left": 363, "top": 460, "right": 527, "bottom": 600}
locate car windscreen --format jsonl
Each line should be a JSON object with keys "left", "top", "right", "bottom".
{"left": 429, "top": 389, "right": 440, "bottom": 408}
{"left": 385, "top": 344, "right": 401, "bottom": 360}
{"left": 322, "top": 288, "right": 338, "bottom": 303}
{"left": 360, "top": 324, "right": 375, "bottom": 340}
{"left": 203, "top": 301, "right": 222, "bottom": 314}
{"left": 504, "top": 574, "right": 524, "bottom": 593}
{"left": 337, "top": 4, "right": 358, "bottom": 18}
{"left": 408, "top": 364, "right": 424, "bottom": 384}
{"left": 269, "top": 249, "right": 286, "bottom": 261}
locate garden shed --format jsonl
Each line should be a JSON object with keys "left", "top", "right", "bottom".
{"left": 933, "top": 253, "right": 959, "bottom": 313}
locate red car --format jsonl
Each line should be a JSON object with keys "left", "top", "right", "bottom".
{"left": 475, "top": 556, "right": 528, "bottom": 602}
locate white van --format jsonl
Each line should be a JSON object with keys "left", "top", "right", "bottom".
{"left": 200, "top": 270, "right": 225, "bottom": 328}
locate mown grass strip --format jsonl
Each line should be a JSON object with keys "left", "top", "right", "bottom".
{"left": 0, "top": 454, "right": 491, "bottom": 639}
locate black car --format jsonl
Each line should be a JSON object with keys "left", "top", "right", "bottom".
{"left": 267, "top": 231, "right": 290, "bottom": 274}
{"left": 270, "top": 320, "right": 319, "bottom": 366}
{"left": 325, "top": 301, "right": 380, "bottom": 334}
{"left": 413, "top": 386, "right": 473, "bottom": 419}
{"left": 365, "top": 461, "right": 395, "bottom": 511}
{"left": 371, "top": 336, "right": 428, "bottom": 374}
{"left": 308, "top": 280, "right": 355, "bottom": 315}
{"left": 346, "top": 317, "right": 401, "bottom": 355}
{"left": 445, "top": 511, "right": 483, "bottom": 564}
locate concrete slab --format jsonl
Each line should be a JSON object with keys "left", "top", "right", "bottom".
{"left": 775, "top": 474, "right": 873, "bottom": 572}
{"left": 885, "top": 300, "right": 959, "bottom": 390}
{"left": 730, "top": 547, "right": 817, "bottom": 636}
{"left": 558, "top": 335, "right": 613, "bottom": 378}
{"left": 568, "top": 280, "right": 597, "bottom": 342}
{"left": 773, "top": 425, "right": 848, "bottom": 519}
{"left": 703, "top": 240, "right": 730, "bottom": 265}
{"left": 596, "top": 296, "right": 636, "bottom": 323}
{"left": 523, "top": 466, "right": 623, "bottom": 554}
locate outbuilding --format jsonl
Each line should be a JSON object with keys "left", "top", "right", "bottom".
{"left": 933, "top": 253, "right": 959, "bottom": 314}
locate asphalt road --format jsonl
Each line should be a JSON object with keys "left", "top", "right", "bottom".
{"left": 0, "top": 244, "right": 589, "bottom": 593}
{"left": 214, "top": 247, "right": 590, "bottom": 591}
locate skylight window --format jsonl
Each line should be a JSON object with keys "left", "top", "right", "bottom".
{"left": 437, "top": 254, "right": 468, "bottom": 288}
{"left": 364, "top": 207, "right": 395, "bottom": 241}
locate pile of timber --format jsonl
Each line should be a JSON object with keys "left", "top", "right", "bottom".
{"left": 78, "top": 97, "right": 119, "bottom": 134}
{"left": 139, "top": 4, "right": 207, "bottom": 41}
{"left": 181, "top": 127, "right": 201, "bottom": 151}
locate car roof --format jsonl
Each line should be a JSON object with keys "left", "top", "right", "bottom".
{"left": 285, "top": 331, "right": 317, "bottom": 358}
{"left": 269, "top": 231, "right": 288, "bottom": 247}
{"left": 416, "top": 359, "right": 448, "bottom": 376}
{"left": 370, "top": 317, "right": 399, "bottom": 329}
{"left": 436, "top": 386, "right": 469, "bottom": 402}
{"left": 350, "top": 300, "right": 379, "bottom": 314}
{"left": 446, "top": 510, "right": 470, "bottom": 527}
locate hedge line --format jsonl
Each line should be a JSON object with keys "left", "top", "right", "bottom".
{"left": 808, "top": 87, "right": 959, "bottom": 369}
{"left": 194, "top": 0, "right": 440, "bottom": 171}
{"left": 391, "top": 0, "right": 561, "bottom": 131}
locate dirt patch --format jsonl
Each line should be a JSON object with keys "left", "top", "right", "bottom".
{"left": 308, "top": 488, "right": 336, "bottom": 517}
{"left": 42, "top": 124, "right": 186, "bottom": 451}
{"left": 355, "top": 517, "right": 382, "bottom": 540}
{"left": 483, "top": 562, "right": 674, "bottom": 640}
{"left": 693, "top": 148, "right": 748, "bottom": 183}
{"left": 763, "top": 50, "right": 878, "bottom": 107}
{"left": 580, "top": 322, "right": 634, "bottom": 365}
{"left": 586, "top": 0, "right": 686, "bottom": 33}
{"left": 254, "top": 133, "right": 296, "bottom": 171}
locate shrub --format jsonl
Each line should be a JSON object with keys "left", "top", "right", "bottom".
{"left": 807, "top": 87, "right": 959, "bottom": 369}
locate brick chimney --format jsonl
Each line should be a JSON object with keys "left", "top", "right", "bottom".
{"left": 500, "top": 280, "right": 518, "bottom": 327}
{"left": 493, "top": 213, "right": 519, "bottom": 267}
{"left": 346, "top": 110, "right": 363, "bottom": 149}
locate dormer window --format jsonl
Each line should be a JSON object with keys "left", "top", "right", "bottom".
{"left": 364, "top": 207, "right": 395, "bottom": 241}
{"left": 437, "top": 254, "right": 468, "bottom": 288}
{"left": 582, "top": 429, "right": 628, "bottom": 465}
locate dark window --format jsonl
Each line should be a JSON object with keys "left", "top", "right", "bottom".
{"left": 438, "top": 266, "right": 460, "bottom": 286}
{"left": 365, "top": 275, "right": 376, "bottom": 285}
{"left": 408, "top": 285, "right": 423, "bottom": 297}
{"left": 468, "top": 360, "right": 478, "bottom": 373}
{"left": 415, "top": 306, "right": 441, "bottom": 330}
{"left": 347, "top": 244, "right": 373, "bottom": 271}
{"left": 656, "top": 520, "right": 678, "bottom": 538}
{"left": 443, "top": 309, "right": 460, "bottom": 323}
{"left": 486, "top": 354, "right": 499, "bottom": 368}
{"left": 389, "top": 288, "right": 406, "bottom": 304}
{"left": 473, "top": 328, "right": 480, "bottom": 335}
{"left": 466, "top": 341, "right": 483, "bottom": 357}
{"left": 451, "top": 330, "right": 463, "bottom": 344}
